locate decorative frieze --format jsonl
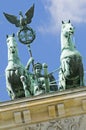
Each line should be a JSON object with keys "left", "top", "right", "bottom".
{"left": 18, "top": 114, "right": 86, "bottom": 130}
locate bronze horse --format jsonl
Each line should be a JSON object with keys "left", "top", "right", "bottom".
{"left": 5, "top": 34, "right": 32, "bottom": 99}
{"left": 59, "top": 20, "right": 84, "bottom": 90}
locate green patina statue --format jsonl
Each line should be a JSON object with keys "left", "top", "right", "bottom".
{"left": 5, "top": 34, "right": 57, "bottom": 99}
{"left": 3, "top": 4, "right": 34, "bottom": 28}
{"left": 3, "top": 4, "right": 35, "bottom": 45}
{"left": 30, "top": 62, "right": 49, "bottom": 96}
{"left": 4, "top": 4, "right": 58, "bottom": 100}
{"left": 20, "top": 62, "right": 58, "bottom": 96}
{"left": 58, "top": 20, "right": 84, "bottom": 91}
{"left": 3, "top": 3, "right": 85, "bottom": 100}
{"left": 5, "top": 34, "right": 34, "bottom": 99}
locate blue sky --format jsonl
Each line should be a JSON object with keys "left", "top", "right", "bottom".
{"left": 0, "top": 0, "right": 86, "bottom": 101}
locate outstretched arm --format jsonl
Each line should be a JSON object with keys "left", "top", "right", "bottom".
{"left": 25, "top": 57, "right": 34, "bottom": 70}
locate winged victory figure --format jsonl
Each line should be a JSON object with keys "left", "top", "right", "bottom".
{"left": 3, "top": 4, "right": 34, "bottom": 28}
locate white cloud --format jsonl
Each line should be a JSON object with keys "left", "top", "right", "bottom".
{"left": 39, "top": 0, "right": 86, "bottom": 34}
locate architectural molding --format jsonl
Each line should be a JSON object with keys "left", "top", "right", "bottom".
{"left": 0, "top": 87, "right": 86, "bottom": 130}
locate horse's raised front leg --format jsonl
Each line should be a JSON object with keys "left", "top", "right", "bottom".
{"left": 20, "top": 75, "right": 31, "bottom": 97}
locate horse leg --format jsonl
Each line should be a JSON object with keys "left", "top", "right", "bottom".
{"left": 58, "top": 68, "right": 66, "bottom": 91}
{"left": 6, "top": 85, "right": 16, "bottom": 100}
{"left": 79, "top": 62, "right": 84, "bottom": 86}
{"left": 20, "top": 75, "right": 31, "bottom": 97}
{"left": 6, "top": 74, "right": 16, "bottom": 100}
{"left": 61, "top": 58, "right": 69, "bottom": 90}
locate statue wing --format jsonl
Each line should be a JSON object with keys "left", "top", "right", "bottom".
{"left": 3, "top": 12, "right": 20, "bottom": 27}
{"left": 25, "top": 4, "right": 34, "bottom": 24}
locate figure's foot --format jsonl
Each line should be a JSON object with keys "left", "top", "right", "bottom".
{"left": 34, "top": 90, "right": 45, "bottom": 96}
{"left": 59, "top": 86, "right": 65, "bottom": 91}
{"left": 25, "top": 90, "right": 31, "bottom": 97}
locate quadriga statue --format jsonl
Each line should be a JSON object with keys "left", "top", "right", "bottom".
{"left": 58, "top": 20, "right": 84, "bottom": 90}
{"left": 5, "top": 34, "right": 33, "bottom": 99}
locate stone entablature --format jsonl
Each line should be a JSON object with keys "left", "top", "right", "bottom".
{"left": 0, "top": 87, "right": 86, "bottom": 130}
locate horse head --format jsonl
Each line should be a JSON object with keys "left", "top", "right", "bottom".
{"left": 61, "top": 20, "right": 75, "bottom": 51}
{"left": 6, "top": 33, "right": 19, "bottom": 63}
{"left": 61, "top": 20, "right": 74, "bottom": 37}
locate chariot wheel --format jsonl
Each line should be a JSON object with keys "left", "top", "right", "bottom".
{"left": 17, "top": 26, "right": 36, "bottom": 44}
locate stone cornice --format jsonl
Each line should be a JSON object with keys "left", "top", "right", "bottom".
{"left": 0, "top": 86, "right": 86, "bottom": 130}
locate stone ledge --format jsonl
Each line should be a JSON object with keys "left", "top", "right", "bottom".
{"left": 0, "top": 86, "right": 86, "bottom": 130}
{"left": 0, "top": 86, "right": 86, "bottom": 107}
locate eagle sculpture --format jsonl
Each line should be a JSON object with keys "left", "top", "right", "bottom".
{"left": 3, "top": 4, "right": 34, "bottom": 27}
